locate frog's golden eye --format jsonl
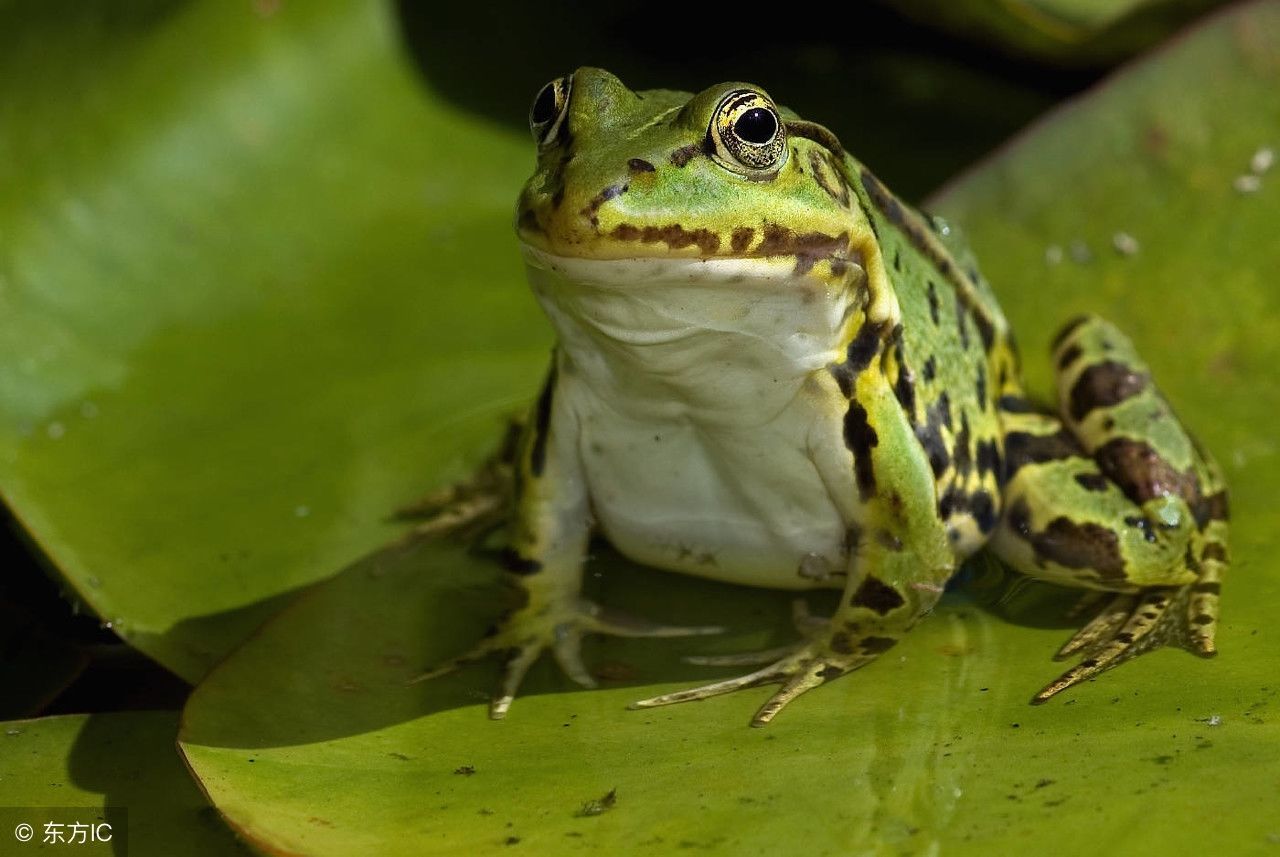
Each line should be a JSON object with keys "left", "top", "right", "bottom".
{"left": 709, "top": 89, "right": 787, "bottom": 176}
{"left": 529, "top": 76, "right": 572, "bottom": 149}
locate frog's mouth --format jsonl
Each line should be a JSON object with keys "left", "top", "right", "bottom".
{"left": 519, "top": 242, "right": 862, "bottom": 362}
{"left": 516, "top": 222, "right": 860, "bottom": 282}
{"left": 518, "top": 242, "right": 863, "bottom": 294}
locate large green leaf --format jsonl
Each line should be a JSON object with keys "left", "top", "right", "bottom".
{"left": 0, "top": 711, "right": 246, "bottom": 855}
{"left": 179, "top": 2, "right": 1280, "bottom": 853}
{"left": 0, "top": 0, "right": 544, "bottom": 682}
{"left": 881, "top": 0, "right": 1227, "bottom": 65}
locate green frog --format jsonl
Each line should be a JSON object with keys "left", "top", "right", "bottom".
{"left": 418, "top": 68, "right": 1230, "bottom": 726}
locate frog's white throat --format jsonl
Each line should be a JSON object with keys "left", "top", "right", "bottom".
{"left": 521, "top": 244, "right": 862, "bottom": 426}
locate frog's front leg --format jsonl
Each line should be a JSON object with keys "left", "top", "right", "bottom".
{"left": 632, "top": 371, "right": 956, "bottom": 727}
{"left": 989, "top": 316, "right": 1229, "bottom": 702}
{"left": 413, "top": 359, "right": 720, "bottom": 719}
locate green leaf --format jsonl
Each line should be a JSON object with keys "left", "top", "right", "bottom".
{"left": 0, "top": 711, "right": 246, "bottom": 855}
{"left": 0, "top": 0, "right": 545, "bottom": 682}
{"left": 880, "top": 0, "right": 1228, "bottom": 65}
{"left": 179, "top": 2, "right": 1280, "bottom": 853}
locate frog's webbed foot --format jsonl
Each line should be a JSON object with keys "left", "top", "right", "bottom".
{"left": 631, "top": 642, "right": 882, "bottom": 728}
{"left": 411, "top": 600, "right": 722, "bottom": 719}
{"left": 1033, "top": 579, "right": 1217, "bottom": 704}
{"left": 393, "top": 418, "right": 523, "bottom": 543}
{"left": 632, "top": 600, "right": 895, "bottom": 727}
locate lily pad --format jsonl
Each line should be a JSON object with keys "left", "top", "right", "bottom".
{"left": 0, "top": 0, "right": 544, "bottom": 682}
{"left": 882, "top": 0, "right": 1228, "bottom": 65}
{"left": 0, "top": 711, "right": 246, "bottom": 854}
{"left": 180, "top": 3, "right": 1280, "bottom": 853}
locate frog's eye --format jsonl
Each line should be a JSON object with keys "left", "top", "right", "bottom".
{"left": 709, "top": 89, "right": 788, "bottom": 176}
{"left": 529, "top": 76, "right": 572, "bottom": 150}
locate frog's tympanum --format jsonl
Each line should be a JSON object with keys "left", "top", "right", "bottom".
{"left": 425, "top": 69, "right": 1229, "bottom": 726}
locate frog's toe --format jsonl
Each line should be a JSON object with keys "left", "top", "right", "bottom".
{"left": 1054, "top": 593, "right": 1138, "bottom": 659}
{"left": 420, "top": 623, "right": 598, "bottom": 721}
{"left": 490, "top": 643, "right": 544, "bottom": 719}
{"left": 750, "top": 665, "right": 833, "bottom": 727}
{"left": 1034, "top": 585, "right": 1187, "bottom": 704}
{"left": 407, "top": 493, "right": 508, "bottom": 543}
{"left": 684, "top": 645, "right": 799, "bottom": 667}
{"left": 550, "top": 623, "right": 598, "bottom": 689}
{"left": 629, "top": 662, "right": 780, "bottom": 711}
{"left": 394, "top": 418, "right": 521, "bottom": 542}
{"left": 413, "top": 599, "right": 721, "bottom": 721}
{"left": 406, "top": 627, "right": 509, "bottom": 686}
{"left": 1186, "top": 565, "right": 1222, "bottom": 657}
{"left": 631, "top": 646, "right": 867, "bottom": 726}
{"left": 587, "top": 606, "right": 723, "bottom": 639}
{"left": 683, "top": 598, "right": 825, "bottom": 667}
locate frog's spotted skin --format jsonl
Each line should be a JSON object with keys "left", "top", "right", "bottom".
{"left": 422, "top": 68, "right": 1229, "bottom": 725}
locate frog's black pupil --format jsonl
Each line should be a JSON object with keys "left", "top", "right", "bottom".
{"left": 531, "top": 83, "right": 557, "bottom": 126}
{"left": 734, "top": 107, "right": 776, "bottom": 144}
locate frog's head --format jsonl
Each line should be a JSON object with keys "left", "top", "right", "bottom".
{"left": 515, "top": 68, "right": 874, "bottom": 288}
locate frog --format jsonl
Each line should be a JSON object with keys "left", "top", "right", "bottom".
{"left": 414, "top": 67, "right": 1230, "bottom": 727}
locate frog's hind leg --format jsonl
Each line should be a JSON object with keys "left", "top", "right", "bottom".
{"left": 989, "top": 315, "right": 1229, "bottom": 703}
